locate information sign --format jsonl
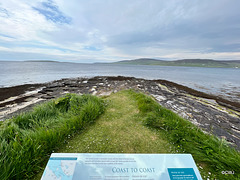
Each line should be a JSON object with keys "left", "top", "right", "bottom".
{"left": 41, "top": 153, "right": 202, "bottom": 180}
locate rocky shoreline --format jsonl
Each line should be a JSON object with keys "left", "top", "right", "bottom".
{"left": 0, "top": 76, "right": 240, "bottom": 150}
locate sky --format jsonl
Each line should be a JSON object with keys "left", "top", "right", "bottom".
{"left": 0, "top": 0, "right": 240, "bottom": 63}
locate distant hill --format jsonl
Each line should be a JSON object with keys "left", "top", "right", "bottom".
{"left": 114, "top": 58, "right": 240, "bottom": 68}
{"left": 114, "top": 58, "right": 165, "bottom": 65}
{"left": 24, "top": 60, "right": 59, "bottom": 63}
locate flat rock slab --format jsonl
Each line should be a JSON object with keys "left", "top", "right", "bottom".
{"left": 1, "top": 76, "right": 240, "bottom": 150}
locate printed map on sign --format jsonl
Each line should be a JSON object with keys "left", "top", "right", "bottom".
{"left": 41, "top": 156, "right": 77, "bottom": 180}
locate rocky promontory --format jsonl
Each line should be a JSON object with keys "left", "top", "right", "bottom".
{"left": 0, "top": 76, "right": 240, "bottom": 150}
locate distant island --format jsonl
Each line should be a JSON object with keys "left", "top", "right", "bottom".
{"left": 24, "top": 60, "right": 59, "bottom": 63}
{"left": 10, "top": 58, "right": 240, "bottom": 68}
{"left": 113, "top": 58, "right": 240, "bottom": 68}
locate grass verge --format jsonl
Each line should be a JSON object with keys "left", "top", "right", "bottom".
{"left": 0, "top": 94, "right": 105, "bottom": 180}
{"left": 128, "top": 90, "right": 240, "bottom": 179}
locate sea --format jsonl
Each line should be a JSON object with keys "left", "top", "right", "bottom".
{"left": 0, "top": 61, "right": 240, "bottom": 102}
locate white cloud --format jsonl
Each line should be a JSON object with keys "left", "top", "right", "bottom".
{"left": 0, "top": 1, "right": 55, "bottom": 40}
{"left": 0, "top": 0, "right": 240, "bottom": 61}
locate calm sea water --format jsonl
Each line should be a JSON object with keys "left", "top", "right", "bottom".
{"left": 0, "top": 61, "right": 240, "bottom": 102}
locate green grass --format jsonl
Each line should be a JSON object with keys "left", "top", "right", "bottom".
{"left": 56, "top": 90, "right": 171, "bottom": 154}
{"left": 33, "top": 90, "right": 173, "bottom": 179}
{"left": 1, "top": 90, "right": 239, "bottom": 180}
{"left": 0, "top": 94, "right": 105, "bottom": 180}
{"left": 35, "top": 90, "right": 239, "bottom": 180}
{"left": 128, "top": 90, "right": 240, "bottom": 179}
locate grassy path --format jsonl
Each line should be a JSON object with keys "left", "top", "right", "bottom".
{"left": 34, "top": 91, "right": 171, "bottom": 179}
{"left": 34, "top": 90, "right": 240, "bottom": 179}
{"left": 57, "top": 90, "right": 171, "bottom": 153}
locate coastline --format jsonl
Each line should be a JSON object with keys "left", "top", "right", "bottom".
{"left": 0, "top": 76, "right": 240, "bottom": 150}
{"left": 0, "top": 83, "right": 44, "bottom": 102}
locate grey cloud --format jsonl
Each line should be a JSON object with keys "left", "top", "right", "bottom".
{"left": 1, "top": 0, "right": 240, "bottom": 61}
{"left": 206, "top": 43, "right": 240, "bottom": 53}
{"left": 102, "top": 0, "right": 240, "bottom": 54}
{"left": 30, "top": 0, "right": 240, "bottom": 55}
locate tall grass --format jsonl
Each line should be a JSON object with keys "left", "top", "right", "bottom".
{"left": 0, "top": 94, "right": 105, "bottom": 180}
{"left": 129, "top": 90, "right": 240, "bottom": 179}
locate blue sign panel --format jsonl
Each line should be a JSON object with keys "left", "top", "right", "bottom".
{"left": 41, "top": 153, "right": 202, "bottom": 180}
{"left": 168, "top": 168, "right": 198, "bottom": 180}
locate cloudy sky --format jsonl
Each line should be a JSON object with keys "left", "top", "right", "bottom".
{"left": 0, "top": 0, "right": 240, "bottom": 62}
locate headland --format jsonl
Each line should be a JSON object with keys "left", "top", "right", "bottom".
{"left": 0, "top": 76, "right": 240, "bottom": 150}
